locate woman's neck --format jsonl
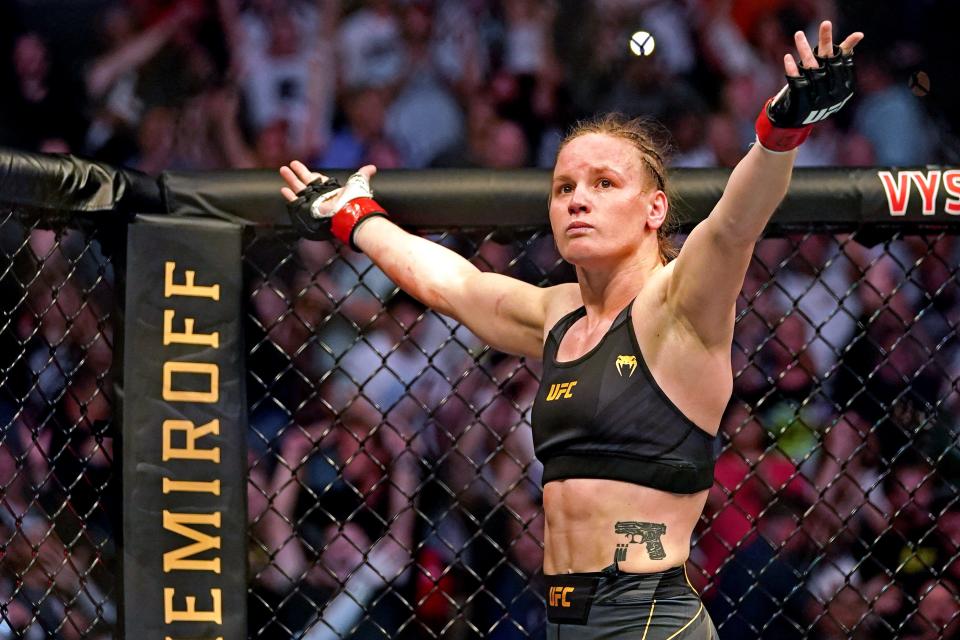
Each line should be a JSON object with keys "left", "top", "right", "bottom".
{"left": 575, "top": 254, "right": 661, "bottom": 320}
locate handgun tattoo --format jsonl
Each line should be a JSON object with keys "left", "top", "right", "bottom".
{"left": 614, "top": 543, "right": 629, "bottom": 563}
{"left": 614, "top": 521, "right": 667, "bottom": 560}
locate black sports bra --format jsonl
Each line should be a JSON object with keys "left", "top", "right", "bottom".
{"left": 531, "top": 302, "right": 717, "bottom": 494}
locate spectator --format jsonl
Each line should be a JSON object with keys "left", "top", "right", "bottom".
{"left": 709, "top": 499, "right": 814, "bottom": 639}
{"left": 476, "top": 487, "right": 546, "bottom": 640}
{"left": 84, "top": 1, "right": 206, "bottom": 159}
{"left": 858, "top": 456, "right": 942, "bottom": 629}
{"left": 319, "top": 87, "right": 402, "bottom": 169}
{"left": 220, "top": 0, "right": 335, "bottom": 159}
{"left": 852, "top": 53, "right": 935, "bottom": 165}
{"left": 383, "top": 1, "right": 464, "bottom": 168}
{"left": 337, "top": 0, "right": 406, "bottom": 91}
{"left": 478, "top": 118, "right": 531, "bottom": 169}
{"left": 697, "top": 400, "right": 800, "bottom": 583}
{"left": 1, "top": 32, "right": 86, "bottom": 151}
{"left": 249, "top": 408, "right": 420, "bottom": 639}
{"left": 903, "top": 580, "right": 960, "bottom": 640}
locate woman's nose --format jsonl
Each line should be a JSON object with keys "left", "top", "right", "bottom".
{"left": 568, "top": 185, "right": 591, "bottom": 214}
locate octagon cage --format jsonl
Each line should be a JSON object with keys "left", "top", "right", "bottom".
{"left": 0, "top": 151, "right": 958, "bottom": 639}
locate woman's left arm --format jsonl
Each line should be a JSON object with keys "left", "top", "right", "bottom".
{"left": 668, "top": 21, "right": 863, "bottom": 347}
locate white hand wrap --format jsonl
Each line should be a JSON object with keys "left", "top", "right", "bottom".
{"left": 309, "top": 187, "right": 341, "bottom": 219}
{"left": 308, "top": 173, "right": 373, "bottom": 219}
{"left": 335, "top": 172, "right": 374, "bottom": 207}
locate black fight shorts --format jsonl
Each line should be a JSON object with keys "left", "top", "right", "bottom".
{"left": 545, "top": 565, "right": 716, "bottom": 639}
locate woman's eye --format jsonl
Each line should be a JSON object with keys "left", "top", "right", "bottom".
{"left": 598, "top": 178, "right": 612, "bottom": 188}
{"left": 559, "top": 184, "right": 573, "bottom": 194}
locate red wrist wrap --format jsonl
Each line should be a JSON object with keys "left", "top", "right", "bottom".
{"left": 755, "top": 99, "right": 813, "bottom": 152}
{"left": 331, "top": 197, "right": 388, "bottom": 251}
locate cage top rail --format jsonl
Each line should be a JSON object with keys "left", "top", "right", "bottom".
{"left": 1, "top": 147, "right": 957, "bottom": 233}
{"left": 0, "top": 147, "right": 161, "bottom": 217}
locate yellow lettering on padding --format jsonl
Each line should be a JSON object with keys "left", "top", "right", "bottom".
{"left": 164, "top": 262, "right": 220, "bottom": 300}
{"left": 162, "top": 419, "right": 220, "bottom": 463}
{"left": 163, "top": 362, "right": 218, "bottom": 402}
{"left": 163, "top": 310, "right": 219, "bottom": 348}
{"left": 162, "top": 478, "right": 221, "bottom": 495}
{"left": 163, "top": 511, "right": 221, "bottom": 573}
{"left": 163, "top": 587, "right": 222, "bottom": 624}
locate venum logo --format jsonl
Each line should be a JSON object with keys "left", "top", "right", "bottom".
{"left": 615, "top": 355, "right": 637, "bottom": 377}
{"left": 878, "top": 170, "right": 960, "bottom": 216}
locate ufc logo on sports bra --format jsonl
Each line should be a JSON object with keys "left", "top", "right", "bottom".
{"left": 546, "top": 381, "right": 577, "bottom": 401}
{"left": 549, "top": 586, "right": 575, "bottom": 608}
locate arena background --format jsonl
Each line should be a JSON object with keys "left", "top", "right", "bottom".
{"left": 2, "top": 1, "right": 960, "bottom": 639}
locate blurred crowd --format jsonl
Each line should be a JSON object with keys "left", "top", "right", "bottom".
{"left": 240, "top": 229, "right": 960, "bottom": 639}
{"left": 0, "top": 0, "right": 957, "bottom": 170}
{"left": 2, "top": 0, "right": 960, "bottom": 639}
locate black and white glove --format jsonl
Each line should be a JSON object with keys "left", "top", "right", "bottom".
{"left": 755, "top": 22, "right": 863, "bottom": 152}
{"left": 286, "top": 177, "right": 342, "bottom": 241}
{"left": 286, "top": 171, "right": 387, "bottom": 250}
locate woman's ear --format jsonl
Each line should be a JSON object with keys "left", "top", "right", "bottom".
{"left": 646, "top": 190, "right": 669, "bottom": 230}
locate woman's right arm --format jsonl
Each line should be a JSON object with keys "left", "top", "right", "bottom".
{"left": 354, "top": 216, "right": 551, "bottom": 359}
{"left": 281, "top": 162, "right": 558, "bottom": 359}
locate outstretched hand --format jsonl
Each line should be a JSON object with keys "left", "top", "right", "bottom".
{"left": 279, "top": 161, "right": 378, "bottom": 206}
{"left": 756, "top": 20, "right": 864, "bottom": 151}
{"left": 281, "top": 161, "right": 387, "bottom": 248}
{"left": 783, "top": 20, "right": 863, "bottom": 77}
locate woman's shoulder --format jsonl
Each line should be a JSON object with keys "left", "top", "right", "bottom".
{"left": 629, "top": 262, "right": 689, "bottom": 335}
{"left": 634, "top": 261, "right": 676, "bottom": 307}
{"left": 541, "top": 283, "right": 582, "bottom": 331}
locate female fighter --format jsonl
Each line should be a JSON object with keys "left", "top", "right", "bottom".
{"left": 281, "top": 21, "right": 862, "bottom": 638}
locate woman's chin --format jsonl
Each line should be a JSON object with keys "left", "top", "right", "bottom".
{"left": 559, "top": 241, "right": 642, "bottom": 272}
{"left": 559, "top": 246, "right": 608, "bottom": 270}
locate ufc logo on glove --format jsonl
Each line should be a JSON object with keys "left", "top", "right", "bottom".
{"left": 801, "top": 94, "right": 854, "bottom": 124}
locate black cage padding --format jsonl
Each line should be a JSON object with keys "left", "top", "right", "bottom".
{"left": 0, "top": 147, "right": 161, "bottom": 217}
{"left": 3, "top": 148, "right": 957, "bottom": 233}
{"left": 161, "top": 166, "right": 960, "bottom": 234}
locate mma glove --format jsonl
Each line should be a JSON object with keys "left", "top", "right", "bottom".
{"left": 755, "top": 45, "right": 856, "bottom": 152}
{"left": 286, "top": 171, "right": 388, "bottom": 251}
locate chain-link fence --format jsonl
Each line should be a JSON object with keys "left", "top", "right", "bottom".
{"left": 1, "top": 207, "right": 958, "bottom": 639}
{"left": 242, "top": 227, "right": 960, "bottom": 640}
{"left": 0, "top": 211, "right": 118, "bottom": 639}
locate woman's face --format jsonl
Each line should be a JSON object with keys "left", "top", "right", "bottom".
{"left": 549, "top": 133, "right": 659, "bottom": 268}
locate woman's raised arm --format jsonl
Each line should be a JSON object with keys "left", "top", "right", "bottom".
{"left": 280, "top": 162, "right": 561, "bottom": 359}
{"left": 667, "top": 21, "right": 863, "bottom": 348}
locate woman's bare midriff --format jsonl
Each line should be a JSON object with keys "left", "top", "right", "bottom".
{"left": 542, "top": 477, "right": 708, "bottom": 575}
